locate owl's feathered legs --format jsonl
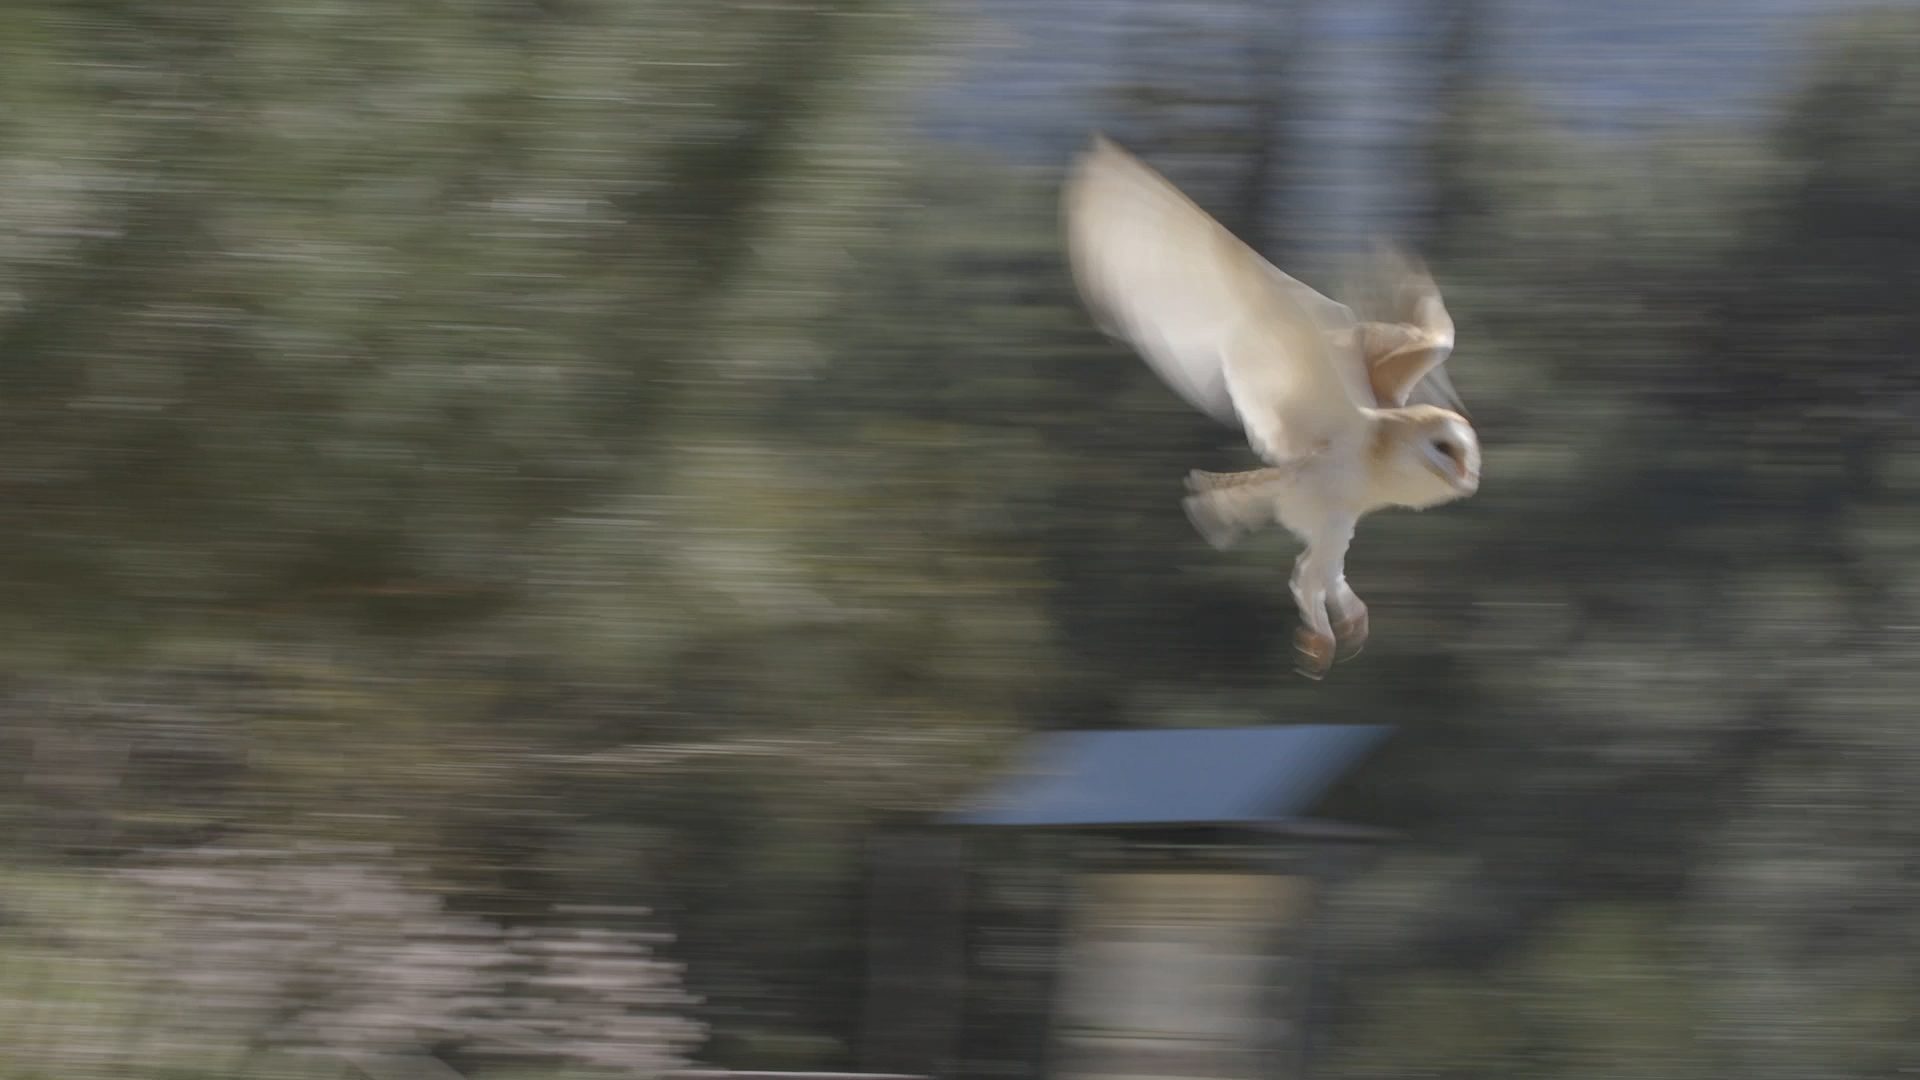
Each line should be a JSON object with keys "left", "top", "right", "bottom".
{"left": 1329, "top": 577, "right": 1368, "bottom": 661}
{"left": 1183, "top": 469, "right": 1363, "bottom": 678}
{"left": 1289, "top": 514, "right": 1359, "bottom": 680}
{"left": 1290, "top": 552, "right": 1335, "bottom": 679}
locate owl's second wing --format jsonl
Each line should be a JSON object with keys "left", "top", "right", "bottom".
{"left": 1064, "top": 135, "right": 1370, "bottom": 462}
{"left": 1344, "top": 244, "right": 1464, "bottom": 413}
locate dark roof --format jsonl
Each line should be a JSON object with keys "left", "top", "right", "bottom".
{"left": 945, "top": 725, "right": 1393, "bottom": 828}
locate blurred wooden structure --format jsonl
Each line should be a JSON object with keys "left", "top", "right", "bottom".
{"left": 863, "top": 726, "right": 1394, "bottom": 1080}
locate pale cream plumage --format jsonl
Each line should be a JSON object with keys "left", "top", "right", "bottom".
{"left": 1063, "top": 134, "right": 1481, "bottom": 678}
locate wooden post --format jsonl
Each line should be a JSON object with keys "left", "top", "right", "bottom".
{"left": 860, "top": 827, "right": 966, "bottom": 1079}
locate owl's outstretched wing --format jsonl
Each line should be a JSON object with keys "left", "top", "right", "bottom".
{"left": 1063, "top": 134, "right": 1371, "bottom": 463}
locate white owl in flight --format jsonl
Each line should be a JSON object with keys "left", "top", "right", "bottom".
{"left": 1063, "top": 135, "right": 1481, "bottom": 679}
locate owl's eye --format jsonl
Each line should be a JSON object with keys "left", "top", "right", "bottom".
{"left": 1433, "top": 440, "right": 1460, "bottom": 462}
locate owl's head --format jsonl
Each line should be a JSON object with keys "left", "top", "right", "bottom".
{"left": 1372, "top": 405, "right": 1480, "bottom": 509}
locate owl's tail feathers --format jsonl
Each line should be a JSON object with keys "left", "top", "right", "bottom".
{"left": 1182, "top": 468, "right": 1287, "bottom": 550}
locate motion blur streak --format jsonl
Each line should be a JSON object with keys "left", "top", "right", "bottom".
{"left": 3, "top": 1, "right": 1920, "bottom": 1078}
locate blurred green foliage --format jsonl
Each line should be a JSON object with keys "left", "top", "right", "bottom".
{"left": 2, "top": 0, "right": 1920, "bottom": 1077}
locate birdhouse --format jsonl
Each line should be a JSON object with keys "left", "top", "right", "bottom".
{"left": 862, "top": 726, "right": 1394, "bottom": 1080}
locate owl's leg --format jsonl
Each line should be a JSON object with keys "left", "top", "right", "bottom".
{"left": 1290, "top": 515, "right": 1357, "bottom": 679}
{"left": 1328, "top": 569, "right": 1369, "bottom": 662}
{"left": 1290, "top": 552, "right": 1335, "bottom": 680}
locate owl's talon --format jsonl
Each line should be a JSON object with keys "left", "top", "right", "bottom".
{"left": 1294, "top": 628, "right": 1335, "bottom": 680}
{"left": 1334, "top": 607, "right": 1369, "bottom": 662}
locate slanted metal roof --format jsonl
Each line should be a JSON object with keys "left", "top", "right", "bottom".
{"left": 945, "top": 725, "right": 1393, "bottom": 828}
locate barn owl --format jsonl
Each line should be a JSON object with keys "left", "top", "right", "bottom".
{"left": 1063, "top": 134, "right": 1480, "bottom": 678}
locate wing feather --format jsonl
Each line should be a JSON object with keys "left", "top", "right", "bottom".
{"left": 1063, "top": 135, "right": 1369, "bottom": 461}
{"left": 1342, "top": 243, "right": 1464, "bottom": 413}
